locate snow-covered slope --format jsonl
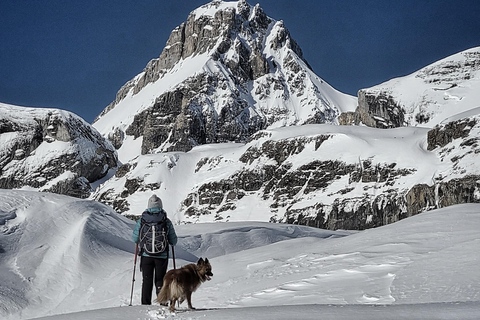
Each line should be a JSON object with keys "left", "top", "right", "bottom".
{"left": 354, "top": 47, "right": 480, "bottom": 128}
{"left": 33, "top": 303, "right": 480, "bottom": 320}
{"left": 0, "top": 102, "right": 117, "bottom": 198}
{"left": 0, "top": 190, "right": 133, "bottom": 319}
{"left": 1, "top": 190, "right": 479, "bottom": 319}
{"left": 93, "top": 124, "right": 429, "bottom": 220}
{"left": 93, "top": 0, "right": 357, "bottom": 160}
{"left": 92, "top": 111, "right": 480, "bottom": 229}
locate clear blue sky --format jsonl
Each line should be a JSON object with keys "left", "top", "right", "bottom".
{"left": 1, "top": 0, "right": 479, "bottom": 123}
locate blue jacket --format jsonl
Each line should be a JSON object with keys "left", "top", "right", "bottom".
{"left": 132, "top": 208, "right": 178, "bottom": 259}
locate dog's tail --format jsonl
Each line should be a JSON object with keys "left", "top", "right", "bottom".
{"left": 155, "top": 282, "right": 170, "bottom": 304}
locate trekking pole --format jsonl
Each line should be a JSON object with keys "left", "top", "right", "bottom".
{"left": 171, "top": 245, "right": 180, "bottom": 308}
{"left": 129, "top": 243, "right": 139, "bottom": 306}
{"left": 171, "top": 245, "right": 176, "bottom": 270}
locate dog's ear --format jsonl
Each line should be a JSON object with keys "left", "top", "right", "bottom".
{"left": 205, "top": 258, "right": 209, "bottom": 264}
{"left": 197, "top": 258, "right": 205, "bottom": 265}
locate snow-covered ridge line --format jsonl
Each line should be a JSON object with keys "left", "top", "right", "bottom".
{"left": 350, "top": 46, "right": 480, "bottom": 128}
{"left": 192, "top": 0, "right": 240, "bottom": 20}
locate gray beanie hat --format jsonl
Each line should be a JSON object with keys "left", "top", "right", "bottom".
{"left": 148, "top": 194, "right": 163, "bottom": 209}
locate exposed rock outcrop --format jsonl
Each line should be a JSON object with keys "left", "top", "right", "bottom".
{"left": 354, "top": 90, "right": 406, "bottom": 128}
{"left": 93, "top": 110, "right": 480, "bottom": 230}
{"left": 427, "top": 117, "right": 478, "bottom": 150}
{"left": 0, "top": 103, "right": 117, "bottom": 198}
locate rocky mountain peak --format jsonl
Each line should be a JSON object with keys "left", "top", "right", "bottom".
{"left": 2, "top": 2, "right": 478, "bottom": 233}
{"left": 97, "top": 1, "right": 279, "bottom": 114}
{"left": 93, "top": 0, "right": 356, "bottom": 160}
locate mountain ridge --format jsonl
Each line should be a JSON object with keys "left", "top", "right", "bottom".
{"left": 93, "top": 0, "right": 357, "bottom": 159}
{"left": 342, "top": 46, "right": 480, "bottom": 128}
{"left": 0, "top": 102, "right": 117, "bottom": 198}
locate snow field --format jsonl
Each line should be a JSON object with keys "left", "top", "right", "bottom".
{"left": 1, "top": 190, "right": 480, "bottom": 319}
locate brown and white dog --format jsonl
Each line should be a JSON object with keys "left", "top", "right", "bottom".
{"left": 156, "top": 258, "right": 213, "bottom": 312}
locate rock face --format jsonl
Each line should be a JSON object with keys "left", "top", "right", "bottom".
{"left": 353, "top": 90, "right": 406, "bottom": 128}
{"left": 0, "top": 103, "right": 117, "bottom": 198}
{"left": 93, "top": 0, "right": 356, "bottom": 159}
{"left": 427, "top": 117, "right": 477, "bottom": 150}
{"left": 92, "top": 111, "right": 480, "bottom": 229}
{"left": 345, "top": 48, "right": 480, "bottom": 128}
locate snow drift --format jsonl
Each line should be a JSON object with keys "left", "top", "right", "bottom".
{"left": 1, "top": 190, "right": 479, "bottom": 319}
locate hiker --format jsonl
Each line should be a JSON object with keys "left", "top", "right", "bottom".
{"left": 133, "top": 194, "right": 178, "bottom": 305}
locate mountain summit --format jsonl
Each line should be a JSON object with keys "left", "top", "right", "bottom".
{"left": 93, "top": 0, "right": 356, "bottom": 161}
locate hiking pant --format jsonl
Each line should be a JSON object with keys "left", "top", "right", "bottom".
{"left": 140, "top": 256, "right": 168, "bottom": 305}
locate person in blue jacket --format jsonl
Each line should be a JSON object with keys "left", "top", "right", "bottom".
{"left": 133, "top": 194, "right": 178, "bottom": 305}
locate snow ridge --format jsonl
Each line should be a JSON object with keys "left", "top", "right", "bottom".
{"left": 355, "top": 47, "right": 480, "bottom": 128}
{"left": 1, "top": 190, "right": 479, "bottom": 319}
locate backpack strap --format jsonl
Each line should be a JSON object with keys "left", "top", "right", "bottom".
{"left": 138, "top": 209, "right": 169, "bottom": 256}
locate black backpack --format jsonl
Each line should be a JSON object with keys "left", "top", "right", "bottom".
{"left": 139, "top": 209, "right": 168, "bottom": 256}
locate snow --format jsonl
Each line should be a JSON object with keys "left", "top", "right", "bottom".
{"left": 1, "top": 189, "right": 479, "bottom": 319}
{"left": 93, "top": 52, "right": 212, "bottom": 141}
{"left": 116, "top": 135, "right": 142, "bottom": 163}
{"left": 363, "top": 46, "right": 480, "bottom": 127}
{"left": 93, "top": 123, "right": 449, "bottom": 223}
{"left": 441, "top": 106, "right": 480, "bottom": 124}
{"left": 191, "top": 1, "right": 238, "bottom": 20}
